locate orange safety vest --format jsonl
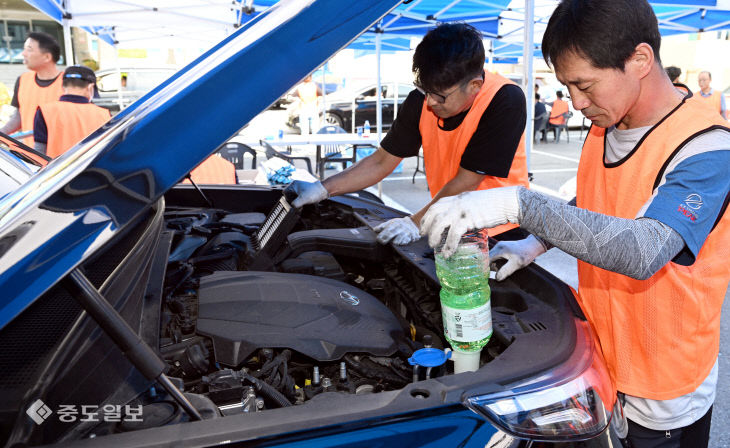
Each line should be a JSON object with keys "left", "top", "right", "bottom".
{"left": 297, "top": 81, "right": 318, "bottom": 106}
{"left": 186, "top": 155, "right": 237, "bottom": 185}
{"left": 38, "top": 100, "right": 111, "bottom": 158}
{"left": 419, "top": 71, "right": 529, "bottom": 236}
{"left": 549, "top": 98, "right": 569, "bottom": 125}
{"left": 17, "top": 71, "right": 64, "bottom": 146}
{"left": 575, "top": 96, "right": 730, "bottom": 400}
{"left": 694, "top": 90, "right": 724, "bottom": 117}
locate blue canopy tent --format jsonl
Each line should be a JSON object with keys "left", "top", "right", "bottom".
{"left": 23, "top": 0, "right": 730, "bottom": 171}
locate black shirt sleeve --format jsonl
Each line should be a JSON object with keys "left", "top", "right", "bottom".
{"left": 460, "top": 84, "right": 526, "bottom": 178}
{"left": 33, "top": 108, "right": 48, "bottom": 145}
{"left": 380, "top": 89, "right": 424, "bottom": 158}
{"left": 11, "top": 77, "right": 20, "bottom": 108}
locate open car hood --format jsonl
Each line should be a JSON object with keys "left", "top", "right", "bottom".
{"left": 0, "top": 0, "right": 402, "bottom": 330}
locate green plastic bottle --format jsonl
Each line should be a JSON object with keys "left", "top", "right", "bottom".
{"left": 435, "top": 232, "right": 492, "bottom": 361}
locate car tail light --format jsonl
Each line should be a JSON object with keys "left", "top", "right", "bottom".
{"left": 465, "top": 320, "right": 615, "bottom": 442}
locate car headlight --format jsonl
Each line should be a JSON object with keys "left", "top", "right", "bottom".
{"left": 465, "top": 319, "right": 615, "bottom": 442}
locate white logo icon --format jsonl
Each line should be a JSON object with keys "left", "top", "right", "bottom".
{"left": 340, "top": 291, "right": 360, "bottom": 306}
{"left": 27, "top": 399, "right": 52, "bottom": 425}
{"left": 685, "top": 194, "right": 703, "bottom": 210}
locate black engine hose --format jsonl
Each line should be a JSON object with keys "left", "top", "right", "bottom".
{"left": 344, "top": 355, "right": 409, "bottom": 387}
{"left": 241, "top": 372, "right": 291, "bottom": 408}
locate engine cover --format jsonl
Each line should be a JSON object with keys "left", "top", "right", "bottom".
{"left": 196, "top": 271, "right": 404, "bottom": 366}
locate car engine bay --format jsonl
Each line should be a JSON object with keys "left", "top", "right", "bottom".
{"left": 139, "top": 189, "right": 567, "bottom": 425}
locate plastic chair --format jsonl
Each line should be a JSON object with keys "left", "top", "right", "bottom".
{"left": 533, "top": 112, "right": 549, "bottom": 143}
{"left": 260, "top": 139, "right": 313, "bottom": 174}
{"left": 315, "top": 125, "right": 356, "bottom": 179}
{"left": 412, "top": 148, "right": 425, "bottom": 184}
{"left": 218, "top": 142, "right": 257, "bottom": 169}
{"left": 548, "top": 111, "right": 573, "bottom": 143}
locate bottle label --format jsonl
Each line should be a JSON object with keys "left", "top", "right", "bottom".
{"left": 441, "top": 302, "right": 492, "bottom": 342}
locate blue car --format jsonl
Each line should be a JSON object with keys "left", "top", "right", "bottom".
{"left": 0, "top": 1, "right": 623, "bottom": 446}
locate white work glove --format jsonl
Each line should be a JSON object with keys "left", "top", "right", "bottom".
{"left": 374, "top": 216, "right": 421, "bottom": 245}
{"left": 490, "top": 235, "right": 547, "bottom": 281}
{"left": 286, "top": 180, "right": 329, "bottom": 208}
{"left": 420, "top": 186, "right": 522, "bottom": 258}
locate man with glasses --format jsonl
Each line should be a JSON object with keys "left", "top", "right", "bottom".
{"left": 287, "top": 23, "right": 529, "bottom": 245}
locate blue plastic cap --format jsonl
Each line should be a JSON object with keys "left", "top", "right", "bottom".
{"left": 408, "top": 348, "right": 451, "bottom": 368}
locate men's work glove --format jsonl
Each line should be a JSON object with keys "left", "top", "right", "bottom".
{"left": 374, "top": 216, "right": 420, "bottom": 245}
{"left": 420, "top": 186, "right": 521, "bottom": 258}
{"left": 285, "top": 180, "right": 329, "bottom": 208}
{"left": 490, "top": 235, "right": 547, "bottom": 281}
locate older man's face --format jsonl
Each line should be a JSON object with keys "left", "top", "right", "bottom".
{"left": 555, "top": 51, "right": 640, "bottom": 130}
{"left": 698, "top": 73, "right": 711, "bottom": 92}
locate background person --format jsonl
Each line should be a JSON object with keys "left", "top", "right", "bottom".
{"left": 547, "top": 90, "right": 569, "bottom": 126}
{"left": 696, "top": 70, "right": 727, "bottom": 120}
{"left": 287, "top": 23, "right": 529, "bottom": 245}
{"left": 0, "top": 32, "right": 64, "bottom": 146}
{"left": 296, "top": 75, "right": 321, "bottom": 134}
{"left": 666, "top": 65, "right": 681, "bottom": 83}
{"left": 420, "top": 1, "right": 729, "bottom": 446}
{"left": 33, "top": 65, "right": 110, "bottom": 158}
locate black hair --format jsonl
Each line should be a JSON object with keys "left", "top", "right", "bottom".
{"left": 556, "top": 90, "right": 563, "bottom": 99}
{"left": 27, "top": 31, "right": 61, "bottom": 63}
{"left": 542, "top": 0, "right": 661, "bottom": 72}
{"left": 412, "top": 23, "right": 485, "bottom": 92}
{"left": 535, "top": 92, "right": 541, "bottom": 100}
{"left": 63, "top": 78, "right": 92, "bottom": 89}
{"left": 666, "top": 66, "right": 681, "bottom": 82}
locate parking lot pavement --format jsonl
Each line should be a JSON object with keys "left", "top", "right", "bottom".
{"left": 241, "top": 112, "right": 729, "bottom": 444}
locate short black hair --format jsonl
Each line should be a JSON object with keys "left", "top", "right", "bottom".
{"left": 556, "top": 90, "right": 563, "bottom": 99}
{"left": 542, "top": 0, "right": 661, "bottom": 72}
{"left": 666, "top": 66, "right": 681, "bottom": 82}
{"left": 27, "top": 31, "right": 61, "bottom": 63}
{"left": 412, "top": 23, "right": 485, "bottom": 92}
{"left": 63, "top": 78, "right": 92, "bottom": 89}
{"left": 535, "top": 92, "right": 541, "bottom": 100}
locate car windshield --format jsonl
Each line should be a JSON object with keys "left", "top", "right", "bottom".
{"left": 0, "top": 142, "right": 39, "bottom": 200}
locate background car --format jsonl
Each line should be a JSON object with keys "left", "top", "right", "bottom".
{"left": 287, "top": 81, "right": 413, "bottom": 133}
{"left": 93, "top": 67, "right": 177, "bottom": 113}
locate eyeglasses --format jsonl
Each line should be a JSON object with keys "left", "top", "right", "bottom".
{"left": 413, "top": 81, "right": 466, "bottom": 104}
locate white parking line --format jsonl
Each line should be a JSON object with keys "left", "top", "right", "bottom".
{"left": 530, "top": 168, "right": 579, "bottom": 173}
{"left": 382, "top": 175, "right": 427, "bottom": 182}
{"left": 529, "top": 182, "right": 573, "bottom": 200}
{"left": 531, "top": 150, "right": 580, "bottom": 164}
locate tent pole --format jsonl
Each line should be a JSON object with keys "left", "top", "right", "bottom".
{"left": 376, "top": 30, "right": 383, "bottom": 198}
{"left": 62, "top": 14, "right": 74, "bottom": 65}
{"left": 320, "top": 64, "right": 327, "bottom": 128}
{"left": 114, "top": 45, "right": 125, "bottom": 111}
{"left": 523, "top": 0, "right": 535, "bottom": 175}
{"left": 488, "top": 39, "right": 494, "bottom": 72}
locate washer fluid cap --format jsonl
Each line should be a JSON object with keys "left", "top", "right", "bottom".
{"left": 408, "top": 348, "right": 451, "bottom": 367}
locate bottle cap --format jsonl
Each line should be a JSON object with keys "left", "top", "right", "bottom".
{"left": 451, "top": 349, "right": 481, "bottom": 373}
{"left": 408, "top": 348, "right": 451, "bottom": 368}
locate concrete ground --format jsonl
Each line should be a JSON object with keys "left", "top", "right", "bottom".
{"left": 239, "top": 109, "right": 729, "bottom": 446}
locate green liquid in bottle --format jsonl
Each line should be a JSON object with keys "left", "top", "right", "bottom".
{"left": 436, "top": 233, "right": 492, "bottom": 353}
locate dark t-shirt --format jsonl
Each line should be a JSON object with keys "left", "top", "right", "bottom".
{"left": 10, "top": 74, "right": 61, "bottom": 108}
{"left": 380, "top": 84, "right": 526, "bottom": 178}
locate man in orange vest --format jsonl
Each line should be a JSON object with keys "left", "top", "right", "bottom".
{"left": 286, "top": 23, "right": 529, "bottom": 245}
{"left": 420, "top": 1, "right": 729, "bottom": 446}
{"left": 33, "top": 65, "right": 110, "bottom": 158}
{"left": 547, "top": 90, "right": 569, "bottom": 125}
{"left": 0, "top": 32, "right": 64, "bottom": 146}
{"left": 696, "top": 71, "right": 727, "bottom": 120}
